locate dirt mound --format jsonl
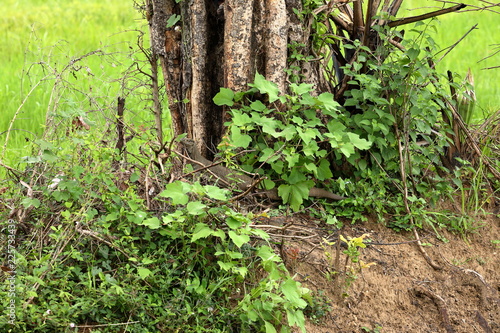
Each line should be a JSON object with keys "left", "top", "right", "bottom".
{"left": 257, "top": 213, "right": 500, "bottom": 332}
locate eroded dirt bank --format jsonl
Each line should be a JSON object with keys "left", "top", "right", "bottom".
{"left": 256, "top": 213, "right": 500, "bottom": 332}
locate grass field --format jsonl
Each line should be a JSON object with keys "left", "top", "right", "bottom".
{"left": 1, "top": 0, "right": 142, "bottom": 165}
{"left": 1, "top": 0, "right": 498, "bottom": 167}
{"left": 401, "top": 0, "right": 500, "bottom": 119}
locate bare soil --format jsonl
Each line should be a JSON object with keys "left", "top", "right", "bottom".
{"left": 255, "top": 212, "right": 500, "bottom": 333}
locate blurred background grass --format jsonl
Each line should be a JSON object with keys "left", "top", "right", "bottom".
{"left": 1, "top": 0, "right": 142, "bottom": 166}
{"left": 401, "top": 0, "right": 500, "bottom": 119}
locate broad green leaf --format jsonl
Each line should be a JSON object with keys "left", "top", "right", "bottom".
{"left": 286, "top": 308, "right": 306, "bottom": 332}
{"left": 225, "top": 250, "right": 244, "bottom": 259}
{"left": 142, "top": 217, "right": 160, "bottom": 229}
{"left": 213, "top": 88, "right": 234, "bottom": 106}
{"left": 212, "top": 229, "right": 226, "bottom": 240}
{"left": 251, "top": 228, "right": 271, "bottom": 240}
{"left": 158, "top": 181, "right": 190, "bottom": 205}
{"left": 42, "top": 150, "right": 59, "bottom": 163}
{"left": 186, "top": 201, "right": 207, "bottom": 215}
{"left": 281, "top": 279, "right": 308, "bottom": 308}
{"left": 318, "top": 92, "right": 340, "bottom": 113}
{"left": 203, "top": 185, "right": 229, "bottom": 200}
{"left": 137, "top": 267, "right": 152, "bottom": 279}
{"left": 358, "top": 158, "right": 368, "bottom": 171}
{"left": 259, "top": 147, "right": 281, "bottom": 163}
{"left": 300, "top": 93, "right": 317, "bottom": 107}
{"left": 326, "top": 215, "right": 339, "bottom": 225}
{"left": 327, "top": 120, "right": 346, "bottom": 134}
{"left": 191, "top": 223, "right": 213, "bottom": 242}
{"left": 250, "top": 100, "right": 267, "bottom": 111}
{"left": 225, "top": 216, "right": 242, "bottom": 229}
{"left": 292, "top": 116, "right": 303, "bottom": 125}
{"left": 232, "top": 111, "right": 251, "bottom": 126}
{"left": 270, "top": 160, "right": 284, "bottom": 174}
{"left": 162, "top": 210, "right": 186, "bottom": 225}
{"left": 281, "top": 125, "right": 297, "bottom": 140}
{"left": 316, "top": 159, "right": 333, "bottom": 180}
{"left": 407, "top": 47, "right": 420, "bottom": 61}
{"left": 290, "top": 82, "right": 313, "bottom": 95}
{"left": 250, "top": 72, "right": 280, "bottom": 102}
{"left": 21, "top": 197, "right": 40, "bottom": 209}
{"left": 346, "top": 132, "right": 372, "bottom": 150}
{"left": 166, "top": 14, "right": 180, "bottom": 28}
{"left": 284, "top": 151, "right": 300, "bottom": 167}
{"left": 217, "top": 261, "right": 233, "bottom": 271}
{"left": 233, "top": 266, "right": 248, "bottom": 278}
{"left": 255, "top": 116, "right": 282, "bottom": 136}
{"left": 129, "top": 210, "right": 147, "bottom": 224}
{"left": 264, "top": 321, "right": 277, "bottom": 333}
{"left": 339, "top": 142, "right": 355, "bottom": 157}
{"left": 302, "top": 140, "right": 319, "bottom": 156}
{"left": 287, "top": 169, "right": 307, "bottom": 184}
{"left": 278, "top": 181, "right": 312, "bottom": 211}
{"left": 256, "top": 245, "right": 280, "bottom": 262}
{"left": 230, "top": 126, "right": 252, "bottom": 148}
{"left": 142, "top": 258, "right": 155, "bottom": 265}
{"left": 304, "top": 162, "right": 317, "bottom": 173}
{"left": 298, "top": 128, "right": 318, "bottom": 145}
{"left": 228, "top": 230, "right": 250, "bottom": 248}
{"left": 129, "top": 172, "right": 140, "bottom": 182}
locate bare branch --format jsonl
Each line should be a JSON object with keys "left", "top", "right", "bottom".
{"left": 387, "top": 3, "right": 466, "bottom": 28}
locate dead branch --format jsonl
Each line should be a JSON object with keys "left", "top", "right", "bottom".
{"left": 475, "top": 311, "right": 493, "bottom": 333}
{"left": 387, "top": 4, "right": 466, "bottom": 28}
{"left": 413, "top": 228, "right": 443, "bottom": 270}
{"left": 74, "top": 321, "right": 140, "bottom": 329}
{"left": 438, "top": 24, "right": 478, "bottom": 63}
{"left": 75, "top": 223, "right": 137, "bottom": 261}
{"left": 435, "top": 0, "right": 500, "bottom": 14}
{"left": 115, "top": 97, "right": 126, "bottom": 153}
{"left": 445, "top": 100, "right": 500, "bottom": 181}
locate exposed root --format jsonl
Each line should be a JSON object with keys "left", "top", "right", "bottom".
{"left": 413, "top": 228, "right": 442, "bottom": 270}
{"left": 475, "top": 311, "right": 493, "bottom": 333}
{"left": 413, "top": 285, "right": 456, "bottom": 333}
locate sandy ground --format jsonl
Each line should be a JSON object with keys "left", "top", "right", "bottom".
{"left": 255, "top": 211, "right": 499, "bottom": 333}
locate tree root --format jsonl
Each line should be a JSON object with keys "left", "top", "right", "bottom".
{"left": 413, "top": 285, "right": 456, "bottom": 333}
{"left": 413, "top": 228, "right": 442, "bottom": 270}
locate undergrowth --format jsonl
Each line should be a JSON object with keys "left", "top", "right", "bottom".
{"left": 1, "top": 129, "right": 312, "bottom": 332}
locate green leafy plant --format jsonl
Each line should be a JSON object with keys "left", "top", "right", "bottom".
{"left": 303, "top": 290, "right": 333, "bottom": 324}
{"left": 1, "top": 119, "right": 312, "bottom": 333}
{"left": 320, "top": 233, "right": 375, "bottom": 301}
{"left": 362, "top": 324, "right": 383, "bottom": 333}
{"left": 214, "top": 72, "right": 371, "bottom": 212}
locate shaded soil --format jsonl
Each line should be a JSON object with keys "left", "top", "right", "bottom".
{"left": 255, "top": 212, "right": 500, "bottom": 333}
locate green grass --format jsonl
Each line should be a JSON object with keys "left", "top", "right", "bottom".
{"left": 400, "top": 0, "right": 500, "bottom": 120}
{"left": 1, "top": 0, "right": 143, "bottom": 166}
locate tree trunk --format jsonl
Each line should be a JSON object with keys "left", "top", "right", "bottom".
{"left": 147, "top": 0, "right": 319, "bottom": 158}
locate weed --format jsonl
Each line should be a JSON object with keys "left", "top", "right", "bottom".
{"left": 303, "top": 290, "right": 332, "bottom": 324}
{"left": 362, "top": 324, "right": 384, "bottom": 333}
{"left": 320, "top": 233, "right": 376, "bottom": 300}
{"left": 1, "top": 124, "right": 311, "bottom": 332}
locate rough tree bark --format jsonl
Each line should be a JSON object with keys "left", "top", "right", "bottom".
{"left": 146, "top": 0, "right": 319, "bottom": 158}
